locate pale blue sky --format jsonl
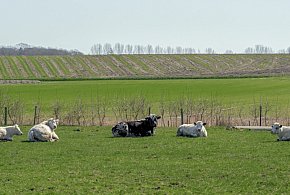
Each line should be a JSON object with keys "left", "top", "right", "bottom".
{"left": 1, "top": 0, "right": 290, "bottom": 54}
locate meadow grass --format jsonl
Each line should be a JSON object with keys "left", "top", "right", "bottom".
{"left": 1, "top": 126, "right": 289, "bottom": 194}
{"left": 1, "top": 77, "right": 290, "bottom": 109}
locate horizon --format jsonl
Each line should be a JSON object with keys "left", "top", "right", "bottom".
{"left": 1, "top": 0, "right": 290, "bottom": 54}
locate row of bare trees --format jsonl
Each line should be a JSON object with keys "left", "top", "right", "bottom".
{"left": 0, "top": 93, "right": 289, "bottom": 127}
{"left": 91, "top": 43, "right": 290, "bottom": 55}
{"left": 91, "top": 43, "right": 202, "bottom": 55}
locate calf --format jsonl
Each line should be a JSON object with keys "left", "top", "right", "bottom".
{"left": 0, "top": 124, "right": 23, "bottom": 141}
{"left": 271, "top": 122, "right": 290, "bottom": 141}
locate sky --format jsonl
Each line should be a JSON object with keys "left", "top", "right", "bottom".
{"left": 1, "top": 0, "right": 290, "bottom": 54}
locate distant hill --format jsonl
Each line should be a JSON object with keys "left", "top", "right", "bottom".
{"left": 0, "top": 43, "right": 82, "bottom": 56}
{"left": 0, "top": 54, "right": 290, "bottom": 80}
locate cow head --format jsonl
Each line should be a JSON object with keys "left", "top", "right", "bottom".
{"left": 194, "top": 121, "right": 206, "bottom": 133}
{"left": 13, "top": 124, "right": 23, "bottom": 135}
{"left": 271, "top": 122, "right": 282, "bottom": 134}
{"left": 46, "top": 118, "right": 59, "bottom": 131}
{"left": 145, "top": 114, "right": 161, "bottom": 128}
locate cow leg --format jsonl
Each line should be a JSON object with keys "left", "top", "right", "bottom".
{"left": 280, "top": 137, "right": 290, "bottom": 141}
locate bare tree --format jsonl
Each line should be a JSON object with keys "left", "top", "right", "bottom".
{"left": 114, "top": 43, "right": 124, "bottom": 55}
{"left": 145, "top": 44, "right": 154, "bottom": 54}
{"left": 166, "top": 46, "right": 173, "bottom": 54}
{"left": 205, "top": 48, "right": 215, "bottom": 54}
{"left": 7, "top": 98, "right": 24, "bottom": 125}
{"left": 91, "top": 44, "right": 102, "bottom": 55}
{"left": 175, "top": 46, "right": 183, "bottom": 54}
{"left": 133, "top": 45, "right": 144, "bottom": 54}
{"left": 103, "top": 43, "right": 113, "bottom": 55}
{"left": 154, "top": 45, "right": 163, "bottom": 54}
{"left": 125, "top": 44, "right": 133, "bottom": 54}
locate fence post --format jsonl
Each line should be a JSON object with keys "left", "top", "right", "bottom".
{"left": 181, "top": 108, "right": 184, "bottom": 125}
{"left": 33, "top": 106, "right": 37, "bottom": 125}
{"left": 148, "top": 107, "right": 151, "bottom": 115}
{"left": 259, "top": 105, "right": 262, "bottom": 126}
{"left": 4, "top": 107, "right": 8, "bottom": 125}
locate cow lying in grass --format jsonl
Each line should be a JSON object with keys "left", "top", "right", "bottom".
{"left": 271, "top": 122, "right": 290, "bottom": 141}
{"left": 112, "top": 114, "right": 161, "bottom": 137}
{"left": 28, "top": 118, "right": 59, "bottom": 142}
{"left": 0, "top": 124, "right": 23, "bottom": 141}
{"left": 177, "top": 121, "right": 207, "bottom": 137}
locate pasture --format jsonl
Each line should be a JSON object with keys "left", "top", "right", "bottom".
{"left": 1, "top": 126, "right": 289, "bottom": 194}
{"left": 1, "top": 77, "right": 290, "bottom": 126}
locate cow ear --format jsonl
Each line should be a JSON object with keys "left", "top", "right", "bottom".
{"left": 156, "top": 115, "right": 161, "bottom": 119}
{"left": 280, "top": 125, "right": 282, "bottom": 128}
{"left": 203, "top": 123, "right": 207, "bottom": 126}
{"left": 194, "top": 122, "right": 197, "bottom": 125}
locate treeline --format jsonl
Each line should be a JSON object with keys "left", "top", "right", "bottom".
{"left": 0, "top": 43, "right": 83, "bottom": 56}
{"left": 91, "top": 43, "right": 290, "bottom": 55}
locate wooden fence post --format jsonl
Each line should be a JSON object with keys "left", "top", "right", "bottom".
{"left": 4, "top": 107, "right": 8, "bottom": 125}
{"left": 259, "top": 105, "right": 262, "bottom": 126}
{"left": 181, "top": 108, "right": 184, "bottom": 125}
{"left": 148, "top": 107, "right": 151, "bottom": 115}
{"left": 33, "top": 106, "right": 38, "bottom": 125}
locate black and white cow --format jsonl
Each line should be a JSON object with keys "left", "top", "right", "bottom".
{"left": 112, "top": 114, "right": 161, "bottom": 137}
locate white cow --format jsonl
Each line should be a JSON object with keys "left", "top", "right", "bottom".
{"left": 177, "top": 121, "right": 207, "bottom": 137}
{"left": 271, "top": 122, "right": 290, "bottom": 141}
{"left": 28, "top": 118, "right": 59, "bottom": 142}
{"left": 0, "top": 124, "right": 23, "bottom": 141}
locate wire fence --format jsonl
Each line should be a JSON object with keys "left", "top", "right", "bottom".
{"left": 1, "top": 95, "right": 289, "bottom": 127}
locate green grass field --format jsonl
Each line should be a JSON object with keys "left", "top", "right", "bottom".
{"left": 2, "top": 77, "right": 290, "bottom": 105}
{"left": 1, "top": 126, "right": 289, "bottom": 194}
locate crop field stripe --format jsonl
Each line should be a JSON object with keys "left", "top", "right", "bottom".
{"left": 45, "top": 57, "right": 66, "bottom": 77}
{"left": 16, "top": 56, "right": 35, "bottom": 78}
{"left": 99, "top": 56, "right": 121, "bottom": 76}
{"left": 63, "top": 56, "right": 84, "bottom": 76}
{"left": 186, "top": 55, "right": 213, "bottom": 73}
{"left": 110, "top": 55, "right": 139, "bottom": 75}
{"left": 81, "top": 56, "right": 104, "bottom": 76}
{"left": 4, "top": 56, "right": 22, "bottom": 78}
{"left": 171, "top": 55, "right": 199, "bottom": 73}
{"left": 75, "top": 56, "right": 96, "bottom": 76}
{"left": 57, "top": 57, "right": 77, "bottom": 76}
{"left": 137, "top": 55, "right": 166, "bottom": 76}
{"left": 125, "top": 55, "right": 153, "bottom": 74}
{"left": 0, "top": 57, "right": 10, "bottom": 79}
{"left": 70, "top": 56, "right": 94, "bottom": 77}
{"left": 27, "top": 56, "right": 48, "bottom": 77}
{"left": 22, "top": 57, "right": 42, "bottom": 78}
{"left": 104, "top": 56, "right": 133, "bottom": 76}
{"left": 40, "top": 56, "right": 59, "bottom": 78}
{"left": 53, "top": 56, "right": 71, "bottom": 75}
{"left": 11, "top": 56, "right": 31, "bottom": 78}
{"left": 89, "top": 56, "right": 113, "bottom": 76}
{"left": 66, "top": 56, "right": 85, "bottom": 76}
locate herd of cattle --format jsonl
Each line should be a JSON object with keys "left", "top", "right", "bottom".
{"left": 0, "top": 114, "right": 290, "bottom": 142}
